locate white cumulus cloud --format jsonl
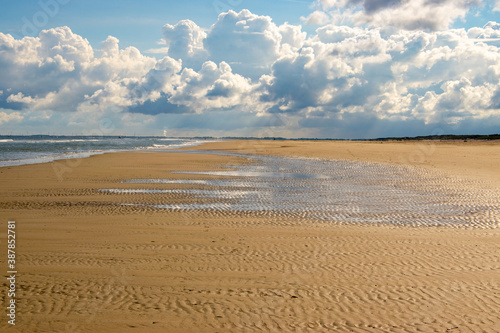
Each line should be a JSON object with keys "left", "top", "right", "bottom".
{"left": 161, "top": 19, "right": 208, "bottom": 68}
{"left": 0, "top": 10, "right": 500, "bottom": 138}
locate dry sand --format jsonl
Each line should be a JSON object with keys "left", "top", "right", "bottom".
{"left": 0, "top": 140, "right": 499, "bottom": 332}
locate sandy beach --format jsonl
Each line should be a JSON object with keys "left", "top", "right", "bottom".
{"left": 1, "top": 140, "right": 499, "bottom": 332}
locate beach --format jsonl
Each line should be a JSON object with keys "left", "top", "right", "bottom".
{"left": 1, "top": 139, "right": 499, "bottom": 332}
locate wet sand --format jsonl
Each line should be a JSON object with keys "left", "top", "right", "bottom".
{"left": 189, "top": 139, "right": 500, "bottom": 190}
{"left": 1, "top": 140, "right": 499, "bottom": 332}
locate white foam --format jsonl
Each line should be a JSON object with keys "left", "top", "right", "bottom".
{"left": 0, "top": 150, "right": 106, "bottom": 167}
{"left": 146, "top": 140, "right": 221, "bottom": 150}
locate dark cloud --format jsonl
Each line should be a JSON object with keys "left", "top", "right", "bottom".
{"left": 363, "top": 0, "right": 403, "bottom": 13}
{"left": 319, "top": 0, "right": 482, "bottom": 31}
{"left": 206, "top": 83, "right": 232, "bottom": 99}
{"left": 127, "top": 94, "right": 192, "bottom": 115}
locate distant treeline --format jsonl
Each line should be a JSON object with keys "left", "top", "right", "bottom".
{"left": 213, "top": 135, "right": 500, "bottom": 141}
{"left": 220, "top": 137, "right": 342, "bottom": 141}
{"left": 371, "top": 134, "right": 500, "bottom": 141}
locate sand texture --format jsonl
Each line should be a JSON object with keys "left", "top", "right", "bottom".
{"left": 0, "top": 140, "right": 499, "bottom": 332}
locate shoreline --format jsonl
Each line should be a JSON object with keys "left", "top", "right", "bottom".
{"left": 0, "top": 137, "right": 221, "bottom": 168}
{"left": 1, "top": 140, "right": 499, "bottom": 332}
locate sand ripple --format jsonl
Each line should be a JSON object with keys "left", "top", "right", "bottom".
{"left": 102, "top": 152, "right": 500, "bottom": 228}
{"left": 2, "top": 147, "right": 500, "bottom": 332}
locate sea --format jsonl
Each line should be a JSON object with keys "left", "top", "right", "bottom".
{"left": 0, "top": 136, "right": 218, "bottom": 167}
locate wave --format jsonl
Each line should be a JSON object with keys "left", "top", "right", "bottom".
{"left": 25, "top": 139, "right": 101, "bottom": 144}
{"left": 147, "top": 141, "right": 202, "bottom": 149}
{"left": 0, "top": 139, "right": 103, "bottom": 144}
{"left": 0, "top": 150, "right": 107, "bottom": 168}
{"left": 0, "top": 138, "right": 217, "bottom": 167}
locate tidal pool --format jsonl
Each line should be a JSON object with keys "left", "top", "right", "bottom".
{"left": 100, "top": 151, "right": 500, "bottom": 228}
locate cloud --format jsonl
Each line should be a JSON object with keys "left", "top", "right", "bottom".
{"left": 258, "top": 23, "right": 500, "bottom": 134}
{"left": 1, "top": 12, "right": 500, "bottom": 138}
{"left": 128, "top": 94, "right": 192, "bottom": 115}
{"left": 0, "top": 25, "right": 262, "bottom": 123}
{"left": 313, "top": 0, "right": 482, "bottom": 31}
{"left": 0, "top": 111, "right": 23, "bottom": 125}
{"left": 301, "top": 10, "right": 331, "bottom": 25}
{"left": 0, "top": 28, "right": 158, "bottom": 113}
{"left": 495, "top": 0, "right": 500, "bottom": 11}
{"left": 203, "top": 10, "right": 283, "bottom": 79}
{"left": 278, "top": 23, "right": 307, "bottom": 54}
{"left": 159, "top": 10, "right": 305, "bottom": 80}
{"left": 468, "top": 21, "right": 500, "bottom": 46}
{"left": 161, "top": 19, "right": 208, "bottom": 68}
{"left": 144, "top": 47, "right": 170, "bottom": 54}
{"left": 261, "top": 25, "right": 391, "bottom": 114}
{"left": 168, "top": 61, "right": 257, "bottom": 112}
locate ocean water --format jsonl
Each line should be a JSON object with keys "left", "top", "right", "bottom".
{"left": 0, "top": 136, "right": 216, "bottom": 167}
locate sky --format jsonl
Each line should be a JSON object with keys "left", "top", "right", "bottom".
{"left": 0, "top": 0, "right": 500, "bottom": 138}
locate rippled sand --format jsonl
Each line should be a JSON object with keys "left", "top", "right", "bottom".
{"left": 100, "top": 151, "right": 499, "bottom": 229}
{"left": 1, "top": 140, "right": 499, "bottom": 332}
